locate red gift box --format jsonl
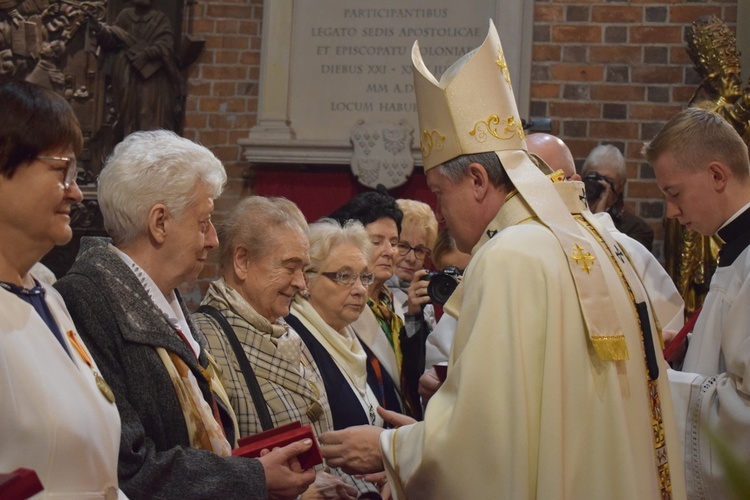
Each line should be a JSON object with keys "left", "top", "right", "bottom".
{"left": 433, "top": 363, "right": 448, "bottom": 382}
{"left": 232, "top": 421, "right": 323, "bottom": 469}
{"left": 0, "top": 468, "right": 44, "bottom": 500}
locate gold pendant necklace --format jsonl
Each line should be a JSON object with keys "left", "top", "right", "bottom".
{"left": 67, "top": 330, "right": 116, "bottom": 404}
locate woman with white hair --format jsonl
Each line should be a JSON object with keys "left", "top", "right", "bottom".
{"left": 55, "top": 130, "right": 315, "bottom": 499}
{"left": 287, "top": 219, "right": 385, "bottom": 430}
{"left": 285, "top": 218, "right": 394, "bottom": 497}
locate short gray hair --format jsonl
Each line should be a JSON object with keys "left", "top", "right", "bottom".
{"left": 218, "top": 196, "right": 308, "bottom": 271}
{"left": 582, "top": 144, "right": 627, "bottom": 182}
{"left": 437, "top": 151, "right": 513, "bottom": 191}
{"left": 98, "top": 130, "right": 226, "bottom": 246}
{"left": 306, "top": 218, "right": 372, "bottom": 281}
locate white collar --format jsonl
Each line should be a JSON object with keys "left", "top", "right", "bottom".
{"left": 718, "top": 201, "right": 750, "bottom": 232}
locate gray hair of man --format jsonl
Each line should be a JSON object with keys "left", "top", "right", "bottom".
{"left": 98, "top": 130, "right": 227, "bottom": 246}
{"left": 436, "top": 151, "right": 514, "bottom": 192}
{"left": 218, "top": 195, "right": 309, "bottom": 271}
{"left": 306, "top": 218, "right": 373, "bottom": 281}
{"left": 582, "top": 144, "right": 627, "bottom": 183}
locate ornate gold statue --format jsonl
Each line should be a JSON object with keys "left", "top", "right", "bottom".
{"left": 686, "top": 15, "right": 750, "bottom": 141}
{"left": 666, "top": 15, "right": 750, "bottom": 317}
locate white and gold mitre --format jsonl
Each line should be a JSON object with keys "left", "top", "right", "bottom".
{"left": 412, "top": 19, "right": 526, "bottom": 171}
{"left": 411, "top": 20, "right": 645, "bottom": 363}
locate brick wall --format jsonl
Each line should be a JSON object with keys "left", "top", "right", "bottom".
{"left": 179, "top": 0, "right": 739, "bottom": 303}
{"left": 530, "top": 0, "right": 738, "bottom": 259}
{"left": 178, "top": 0, "right": 264, "bottom": 304}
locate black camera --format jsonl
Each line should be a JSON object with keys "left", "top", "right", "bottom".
{"left": 421, "top": 265, "right": 463, "bottom": 306}
{"left": 582, "top": 171, "right": 614, "bottom": 205}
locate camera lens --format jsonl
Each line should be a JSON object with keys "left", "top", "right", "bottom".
{"left": 427, "top": 273, "right": 460, "bottom": 306}
{"left": 583, "top": 172, "right": 604, "bottom": 204}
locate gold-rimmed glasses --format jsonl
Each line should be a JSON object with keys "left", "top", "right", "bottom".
{"left": 37, "top": 155, "right": 78, "bottom": 189}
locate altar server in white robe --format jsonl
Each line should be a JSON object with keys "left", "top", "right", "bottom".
{"left": 0, "top": 78, "right": 126, "bottom": 498}
{"left": 645, "top": 106, "right": 750, "bottom": 500}
{"left": 319, "top": 21, "right": 687, "bottom": 500}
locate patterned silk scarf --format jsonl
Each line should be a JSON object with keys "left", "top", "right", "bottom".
{"left": 156, "top": 346, "right": 233, "bottom": 456}
{"left": 367, "top": 285, "right": 404, "bottom": 373}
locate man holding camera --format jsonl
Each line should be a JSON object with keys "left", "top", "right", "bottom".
{"left": 583, "top": 144, "right": 655, "bottom": 250}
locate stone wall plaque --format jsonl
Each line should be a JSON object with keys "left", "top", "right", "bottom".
{"left": 240, "top": 0, "right": 533, "bottom": 165}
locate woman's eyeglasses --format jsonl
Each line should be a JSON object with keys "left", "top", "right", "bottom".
{"left": 396, "top": 241, "right": 431, "bottom": 260}
{"left": 38, "top": 156, "right": 78, "bottom": 189}
{"left": 319, "top": 269, "right": 375, "bottom": 287}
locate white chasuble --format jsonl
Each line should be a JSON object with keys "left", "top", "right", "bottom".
{"left": 381, "top": 200, "right": 686, "bottom": 499}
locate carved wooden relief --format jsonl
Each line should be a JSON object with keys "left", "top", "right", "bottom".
{"left": 1, "top": 0, "right": 202, "bottom": 276}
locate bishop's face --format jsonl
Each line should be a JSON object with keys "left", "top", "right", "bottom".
{"left": 427, "top": 167, "right": 486, "bottom": 254}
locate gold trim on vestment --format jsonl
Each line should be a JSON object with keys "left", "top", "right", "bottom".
{"left": 589, "top": 335, "right": 629, "bottom": 361}
{"left": 575, "top": 215, "right": 673, "bottom": 497}
{"left": 571, "top": 244, "right": 596, "bottom": 274}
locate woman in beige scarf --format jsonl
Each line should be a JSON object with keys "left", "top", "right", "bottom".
{"left": 286, "top": 218, "right": 398, "bottom": 499}
{"left": 193, "top": 196, "right": 366, "bottom": 499}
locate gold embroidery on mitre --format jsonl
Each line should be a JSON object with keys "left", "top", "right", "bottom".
{"left": 571, "top": 243, "right": 595, "bottom": 273}
{"left": 420, "top": 129, "right": 446, "bottom": 158}
{"left": 496, "top": 45, "right": 511, "bottom": 84}
{"left": 470, "top": 115, "right": 524, "bottom": 143}
{"left": 516, "top": 119, "right": 526, "bottom": 140}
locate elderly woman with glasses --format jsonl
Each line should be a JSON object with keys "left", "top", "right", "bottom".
{"left": 285, "top": 218, "right": 394, "bottom": 497}
{"left": 329, "top": 190, "right": 423, "bottom": 420}
{"left": 192, "top": 196, "right": 363, "bottom": 499}
{"left": 55, "top": 131, "right": 314, "bottom": 499}
{"left": 0, "top": 77, "right": 125, "bottom": 498}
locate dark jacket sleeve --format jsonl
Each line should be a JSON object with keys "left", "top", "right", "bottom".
{"left": 55, "top": 274, "right": 268, "bottom": 500}
{"left": 400, "top": 322, "right": 426, "bottom": 421}
{"left": 615, "top": 210, "right": 654, "bottom": 252}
